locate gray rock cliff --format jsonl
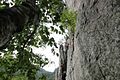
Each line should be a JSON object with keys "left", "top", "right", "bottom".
{"left": 55, "top": 42, "right": 68, "bottom": 80}
{"left": 56, "top": 0, "right": 120, "bottom": 80}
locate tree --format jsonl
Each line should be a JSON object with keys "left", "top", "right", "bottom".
{"left": 0, "top": 0, "right": 65, "bottom": 79}
{"left": 0, "top": 0, "right": 36, "bottom": 49}
{"left": 0, "top": 0, "right": 65, "bottom": 49}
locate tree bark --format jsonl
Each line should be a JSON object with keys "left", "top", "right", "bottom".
{"left": 0, "top": 0, "right": 36, "bottom": 49}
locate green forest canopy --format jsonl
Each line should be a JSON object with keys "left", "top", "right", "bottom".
{"left": 0, "top": 0, "right": 77, "bottom": 79}
{"left": 0, "top": 0, "right": 65, "bottom": 79}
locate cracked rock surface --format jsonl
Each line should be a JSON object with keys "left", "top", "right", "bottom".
{"left": 56, "top": 0, "right": 120, "bottom": 80}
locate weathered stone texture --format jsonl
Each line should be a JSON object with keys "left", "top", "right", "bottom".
{"left": 75, "top": 0, "right": 120, "bottom": 80}
{"left": 66, "top": 33, "right": 75, "bottom": 80}
{"left": 64, "top": 0, "right": 81, "bottom": 11}
{"left": 55, "top": 68, "right": 59, "bottom": 80}
{"left": 65, "top": 0, "right": 120, "bottom": 80}
{"left": 55, "top": 42, "right": 68, "bottom": 80}
{"left": 59, "top": 44, "right": 67, "bottom": 80}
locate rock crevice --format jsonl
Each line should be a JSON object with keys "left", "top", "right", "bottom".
{"left": 55, "top": 0, "right": 120, "bottom": 80}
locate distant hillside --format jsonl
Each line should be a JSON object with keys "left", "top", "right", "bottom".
{"left": 36, "top": 68, "right": 55, "bottom": 80}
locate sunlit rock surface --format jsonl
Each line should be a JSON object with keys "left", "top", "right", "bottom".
{"left": 56, "top": 0, "right": 120, "bottom": 80}
{"left": 64, "top": 0, "right": 80, "bottom": 11}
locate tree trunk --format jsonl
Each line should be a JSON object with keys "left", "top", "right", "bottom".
{"left": 0, "top": 1, "right": 36, "bottom": 49}
{"left": 64, "top": 0, "right": 120, "bottom": 80}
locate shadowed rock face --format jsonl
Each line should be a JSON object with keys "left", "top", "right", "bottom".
{"left": 57, "top": 0, "right": 120, "bottom": 80}
{"left": 55, "top": 43, "right": 68, "bottom": 80}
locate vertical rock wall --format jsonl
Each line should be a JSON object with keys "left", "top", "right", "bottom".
{"left": 55, "top": 68, "right": 59, "bottom": 80}
{"left": 55, "top": 42, "right": 68, "bottom": 80}
{"left": 59, "top": 44, "right": 67, "bottom": 80}
{"left": 64, "top": 0, "right": 81, "bottom": 11}
{"left": 57, "top": 0, "right": 120, "bottom": 80}
{"left": 75, "top": 0, "right": 120, "bottom": 79}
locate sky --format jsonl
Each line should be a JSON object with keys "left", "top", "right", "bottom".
{"left": 6, "top": 0, "right": 67, "bottom": 72}
{"left": 33, "top": 46, "right": 59, "bottom": 72}
{"left": 33, "top": 33, "right": 65, "bottom": 72}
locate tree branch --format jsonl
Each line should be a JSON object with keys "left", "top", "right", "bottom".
{"left": 22, "top": 13, "right": 40, "bottom": 49}
{"left": 0, "top": 0, "right": 37, "bottom": 50}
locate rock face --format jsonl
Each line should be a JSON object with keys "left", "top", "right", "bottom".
{"left": 59, "top": 44, "right": 67, "bottom": 80}
{"left": 64, "top": 0, "right": 81, "bottom": 11}
{"left": 55, "top": 68, "right": 59, "bottom": 80}
{"left": 55, "top": 43, "right": 68, "bottom": 80}
{"left": 57, "top": 0, "right": 120, "bottom": 80}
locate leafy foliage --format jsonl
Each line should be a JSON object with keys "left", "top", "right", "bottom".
{"left": 0, "top": 0, "right": 65, "bottom": 79}
{"left": 60, "top": 8, "right": 77, "bottom": 33}
{"left": 36, "top": 68, "right": 54, "bottom": 80}
{"left": 11, "top": 75, "right": 28, "bottom": 80}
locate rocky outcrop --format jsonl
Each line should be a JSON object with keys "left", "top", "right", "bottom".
{"left": 56, "top": 0, "right": 120, "bottom": 80}
{"left": 59, "top": 44, "right": 67, "bottom": 80}
{"left": 55, "top": 68, "right": 59, "bottom": 80}
{"left": 55, "top": 43, "right": 68, "bottom": 80}
{"left": 74, "top": 0, "right": 120, "bottom": 79}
